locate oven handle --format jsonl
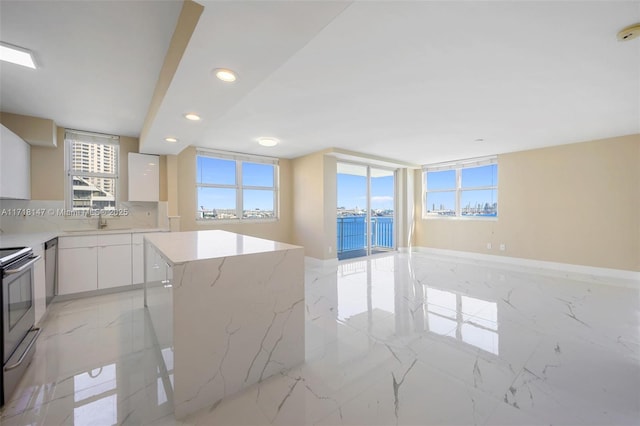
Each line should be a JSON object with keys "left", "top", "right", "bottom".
{"left": 4, "top": 328, "right": 41, "bottom": 371}
{"left": 4, "top": 255, "right": 41, "bottom": 274}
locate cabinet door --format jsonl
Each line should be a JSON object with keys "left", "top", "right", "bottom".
{"left": 0, "top": 125, "right": 30, "bottom": 199}
{"left": 98, "top": 244, "right": 132, "bottom": 289}
{"left": 58, "top": 247, "right": 98, "bottom": 295}
{"left": 132, "top": 243, "right": 144, "bottom": 285}
{"left": 128, "top": 153, "right": 159, "bottom": 201}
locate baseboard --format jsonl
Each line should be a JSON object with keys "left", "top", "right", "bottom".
{"left": 410, "top": 247, "right": 640, "bottom": 287}
{"left": 53, "top": 283, "right": 144, "bottom": 303}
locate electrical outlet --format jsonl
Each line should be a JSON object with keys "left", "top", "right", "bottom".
{"left": 486, "top": 243, "right": 492, "bottom": 250}
{"left": 328, "top": 246, "right": 332, "bottom": 254}
{"left": 499, "top": 243, "right": 506, "bottom": 251}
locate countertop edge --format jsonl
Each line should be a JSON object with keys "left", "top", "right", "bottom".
{"left": 0, "top": 228, "right": 170, "bottom": 248}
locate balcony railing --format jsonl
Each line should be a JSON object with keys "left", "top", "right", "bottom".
{"left": 337, "top": 216, "right": 394, "bottom": 257}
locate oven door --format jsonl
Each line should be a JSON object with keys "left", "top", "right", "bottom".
{"left": 2, "top": 255, "right": 39, "bottom": 364}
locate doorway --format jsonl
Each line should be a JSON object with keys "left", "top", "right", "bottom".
{"left": 336, "top": 162, "right": 396, "bottom": 260}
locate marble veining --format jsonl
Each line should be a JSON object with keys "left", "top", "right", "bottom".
{"left": 144, "top": 231, "right": 306, "bottom": 420}
{"left": 1, "top": 251, "right": 638, "bottom": 425}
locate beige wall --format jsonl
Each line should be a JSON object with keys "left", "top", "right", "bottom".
{"left": 0, "top": 112, "right": 57, "bottom": 147}
{"left": 395, "top": 167, "right": 417, "bottom": 249}
{"left": 291, "top": 152, "right": 337, "bottom": 259}
{"left": 166, "top": 155, "right": 179, "bottom": 215}
{"left": 118, "top": 136, "right": 138, "bottom": 202}
{"left": 414, "top": 134, "right": 640, "bottom": 272}
{"left": 158, "top": 155, "right": 168, "bottom": 202}
{"left": 29, "top": 126, "right": 161, "bottom": 203}
{"left": 30, "top": 127, "right": 66, "bottom": 200}
{"left": 174, "top": 146, "right": 293, "bottom": 243}
{"left": 323, "top": 155, "right": 337, "bottom": 259}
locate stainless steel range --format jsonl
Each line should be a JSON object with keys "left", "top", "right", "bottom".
{"left": 1, "top": 246, "right": 41, "bottom": 406}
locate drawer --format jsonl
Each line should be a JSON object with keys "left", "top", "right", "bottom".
{"left": 59, "top": 235, "right": 98, "bottom": 249}
{"left": 97, "top": 233, "right": 131, "bottom": 247}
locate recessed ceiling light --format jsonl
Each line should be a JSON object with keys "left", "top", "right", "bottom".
{"left": 165, "top": 137, "right": 178, "bottom": 143}
{"left": 184, "top": 113, "right": 201, "bottom": 121}
{"left": 474, "top": 138, "right": 484, "bottom": 142}
{"left": 213, "top": 68, "right": 237, "bottom": 82}
{"left": 0, "top": 42, "right": 37, "bottom": 69}
{"left": 617, "top": 23, "right": 640, "bottom": 41}
{"left": 257, "top": 137, "right": 279, "bottom": 147}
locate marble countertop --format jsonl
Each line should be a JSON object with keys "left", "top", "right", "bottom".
{"left": 0, "top": 228, "right": 167, "bottom": 248}
{"left": 144, "top": 230, "right": 302, "bottom": 265}
{"left": 0, "top": 231, "right": 59, "bottom": 249}
{"left": 57, "top": 228, "right": 167, "bottom": 237}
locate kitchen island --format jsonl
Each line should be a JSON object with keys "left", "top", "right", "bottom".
{"left": 143, "top": 230, "right": 305, "bottom": 419}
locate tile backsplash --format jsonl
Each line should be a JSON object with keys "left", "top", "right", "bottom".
{"left": 0, "top": 199, "right": 166, "bottom": 233}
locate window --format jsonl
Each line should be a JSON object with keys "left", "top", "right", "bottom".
{"left": 65, "top": 130, "right": 119, "bottom": 213}
{"left": 196, "top": 150, "right": 278, "bottom": 221}
{"left": 424, "top": 156, "right": 497, "bottom": 218}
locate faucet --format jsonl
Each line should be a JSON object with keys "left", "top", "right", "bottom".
{"left": 98, "top": 211, "right": 107, "bottom": 229}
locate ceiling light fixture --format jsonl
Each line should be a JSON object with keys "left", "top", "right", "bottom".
{"left": 0, "top": 42, "right": 37, "bottom": 69}
{"left": 165, "top": 137, "right": 178, "bottom": 143}
{"left": 474, "top": 138, "right": 484, "bottom": 142}
{"left": 213, "top": 68, "right": 237, "bottom": 82}
{"left": 617, "top": 23, "right": 640, "bottom": 41}
{"left": 184, "top": 113, "right": 201, "bottom": 121}
{"left": 257, "top": 137, "right": 279, "bottom": 147}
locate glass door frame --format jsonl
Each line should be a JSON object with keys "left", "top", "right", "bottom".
{"left": 336, "top": 160, "right": 397, "bottom": 259}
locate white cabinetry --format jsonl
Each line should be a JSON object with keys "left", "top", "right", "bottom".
{"left": 132, "top": 232, "right": 166, "bottom": 284}
{"left": 58, "top": 236, "right": 98, "bottom": 295}
{"left": 59, "top": 233, "right": 132, "bottom": 295}
{"left": 32, "top": 243, "right": 46, "bottom": 324}
{"left": 97, "top": 234, "right": 132, "bottom": 289}
{"left": 0, "top": 124, "right": 30, "bottom": 199}
{"left": 132, "top": 233, "right": 145, "bottom": 285}
{"left": 128, "top": 153, "right": 159, "bottom": 201}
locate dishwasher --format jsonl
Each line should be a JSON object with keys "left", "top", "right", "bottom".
{"left": 44, "top": 237, "right": 58, "bottom": 306}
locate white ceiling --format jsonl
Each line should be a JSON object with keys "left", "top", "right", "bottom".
{"left": 1, "top": 1, "right": 639, "bottom": 165}
{"left": 0, "top": 0, "right": 181, "bottom": 137}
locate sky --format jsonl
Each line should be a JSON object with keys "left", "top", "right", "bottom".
{"left": 198, "top": 157, "right": 397, "bottom": 213}
{"left": 426, "top": 164, "right": 497, "bottom": 212}
{"left": 197, "top": 158, "right": 275, "bottom": 211}
{"left": 337, "top": 173, "right": 395, "bottom": 210}
{"left": 196, "top": 158, "right": 495, "bottom": 214}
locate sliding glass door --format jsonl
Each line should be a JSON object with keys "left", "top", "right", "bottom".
{"left": 337, "top": 163, "right": 395, "bottom": 260}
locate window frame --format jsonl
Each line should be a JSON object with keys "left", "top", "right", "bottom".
{"left": 195, "top": 149, "right": 279, "bottom": 222}
{"left": 423, "top": 156, "right": 498, "bottom": 220}
{"left": 64, "top": 130, "right": 120, "bottom": 216}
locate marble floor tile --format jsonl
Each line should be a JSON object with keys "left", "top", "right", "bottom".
{"left": 2, "top": 251, "right": 638, "bottom": 425}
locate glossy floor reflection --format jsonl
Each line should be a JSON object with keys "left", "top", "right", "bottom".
{"left": 1, "top": 251, "right": 639, "bottom": 425}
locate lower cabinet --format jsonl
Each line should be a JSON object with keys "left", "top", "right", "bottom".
{"left": 98, "top": 244, "right": 132, "bottom": 289}
{"left": 58, "top": 233, "right": 132, "bottom": 295}
{"left": 58, "top": 235, "right": 98, "bottom": 295}
{"left": 132, "top": 234, "right": 145, "bottom": 285}
{"left": 58, "top": 246, "right": 98, "bottom": 295}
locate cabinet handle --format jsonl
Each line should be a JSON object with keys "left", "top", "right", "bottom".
{"left": 5, "top": 328, "right": 41, "bottom": 371}
{"left": 5, "top": 255, "right": 41, "bottom": 274}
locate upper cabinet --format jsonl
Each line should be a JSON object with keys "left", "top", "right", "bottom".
{"left": 128, "top": 152, "right": 159, "bottom": 201}
{"left": 0, "top": 124, "right": 31, "bottom": 200}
